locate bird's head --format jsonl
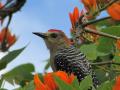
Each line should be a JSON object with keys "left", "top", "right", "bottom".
{"left": 33, "top": 29, "right": 71, "bottom": 51}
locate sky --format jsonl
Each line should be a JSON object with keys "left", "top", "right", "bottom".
{"left": 0, "top": 0, "right": 107, "bottom": 89}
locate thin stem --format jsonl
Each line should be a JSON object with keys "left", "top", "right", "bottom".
{"left": 99, "top": 0, "right": 118, "bottom": 12}
{"left": 93, "top": 0, "right": 119, "bottom": 16}
{"left": 6, "top": 14, "right": 12, "bottom": 29}
{"left": 80, "top": 0, "right": 118, "bottom": 27}
{"left": 96, "top": 66, "right": 110, "bottom": 72}
{"left": 82, "top": 16, "right": 111, "bottom": 27}
{"left": 84, "top": 27, "right": 120, "bottom": 40}
{"left": 77, "top": 0, "right": 118, "bottom": 26}
{"left": 91, "top": 61, "right": 120, "bottom": 66}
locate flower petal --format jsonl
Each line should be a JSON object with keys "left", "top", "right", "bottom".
{"left": 34, "top": 74, "right": 51, "bottom": 90}
{"left": 55, "top": 71, "right": 74, "bottom": 84}
{"left": 73, "top": 7, "right": 79, "bottom": 24}
{"left": 44, "top": 73, "right": 57, "bottom": 90}
{"left": 113, "top": 76, "right": 120, "bottom": 90}
{"left": 69, "top": 12, "right": 75, "bottom": 27}
{"left": 68, "top": 73, "right": 75, "bottom": 83}
{"left": 107, "top": 3, "right": 120, "bottom": 20}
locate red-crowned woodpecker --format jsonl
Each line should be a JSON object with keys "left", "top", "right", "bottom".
{"left": 33, "top": 29, "right": 99, "bottom": 88}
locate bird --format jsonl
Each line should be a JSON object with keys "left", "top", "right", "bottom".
{"left": 33, "top": 29, "right": 99, "bottom": 88}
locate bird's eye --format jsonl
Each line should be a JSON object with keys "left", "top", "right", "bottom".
{"left": 50, "top": 33, "right": 58, "bottom": 38}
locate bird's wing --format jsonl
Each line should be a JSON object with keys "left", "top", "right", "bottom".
{"left": 54, "top": 47, "right": 91, "bottom": 81}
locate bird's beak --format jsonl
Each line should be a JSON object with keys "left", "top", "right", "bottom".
{"left": 33, "top": 32, "right": 47, "bottom": 39}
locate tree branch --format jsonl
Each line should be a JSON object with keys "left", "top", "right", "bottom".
{"left": 84, "top": 27, "right": 120, "bottom": 40}
{"left": 82, "top": 16, "right": 111, "bottom": 27}
{"left": 91, "top": 61, "right": 120, "bottom": 66}
{"left": 78, "top": 0, "right": 118, "bottom": 27}
{"left": 93, "top": 0, "right": 119, "bottom": 16}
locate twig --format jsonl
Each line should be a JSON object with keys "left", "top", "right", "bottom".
{"left": 78, "top": 0, "right": 118, "bottom": 27}
{"left": 96, "top": 66, "right": 110, "bottom": 72}
{"left": 0, "top": 0, "right": 26, "bottom": 21}
{"left": 99, "top": 0, "right": 119, "bottom": 12}
{"left": 91, "top": 61, "right": 120, "bottom": 66}
{"left": 82, "top": 16, "right": 111, "bottom": 27}
{"left": 84, "top": 27, "right": 120, "bottom": 40}
{"left": 93, "top": 0, "right": 119, "bottom": 16}
{"left": 6, "top": 14, "right": 12, "bottom": 28}
{"left": 75, "top": 0, "right": 119, "bottom": 40}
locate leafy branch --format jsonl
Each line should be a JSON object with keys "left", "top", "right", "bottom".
{"left": 84, "top": 27, "right": 120, "bottom": 40}
{"left": 76, "top": 0, "right": 120, "bottom": 40}
{"left": 82, "top": 16, "right": 111, "bottom": 27}
{"left": 91, "top": 61, "right": 120, "bottom": 66}
{"left": 93, "top": 0, "right": 119, "bottom": 16}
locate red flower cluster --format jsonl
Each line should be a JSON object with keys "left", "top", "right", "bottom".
{"left": 81, "top": 0, "right": 120, "bottom": 20}
{"left": 69, "top": 7, "right": 80, "bottom": 29}
{"left": 69, "top": 7, "right": 99, "bottom": 43}
{"left": 0, "top": 28, "right": 16, "bottom": 52}
{"left": 34, "top": 71, "right": 75, "bottom": 90}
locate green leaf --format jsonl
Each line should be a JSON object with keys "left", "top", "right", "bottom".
{"left": 101, "top": 26, "right": 120, "bottom": 37}
{"left": 97, "top": 26, "right": 120, "bottom": 54}
{"left": 113, "top": 50, "right": 120, "bottom": 63}
{"left": 71, "top": 77, "right": 81, "bottom": 90}
{"left": 2, "top": 63, "right": 35, "bottom": 85}
{"left": 80, "top": 44, "right": 98, "bottom": 60}
{"left": 97, "top": 80, "right": 114, "bottom": 90}
{"left": 44, "top": 59, "right": 50, "bottom": 71}
{"left": 113, "top": 55, "right": 120, "bottom": 63}
{"left": 95, "top": 19, "right": 111, "bottom": 27}
{"left": 0, "top": 78, "right": 3, "bottom": 88}
{"left": 0, "top": 47, "right": 26, "bottom": 70}
{"left": 79, "top": 75, "right": 93, "bottom": 90}
{"left": 15, "top": 81, "right": 35, "bottom": 90}
{"left": 95, "top": 19, "right": 120, "bottom": 27}
{"left": 38, "top": 73, "right": 44, "bottom": 82}
{"left": 0, "top": 81, "right": 2, "bottom": 88}
{"left": 97, "top": 37, "right": 114, "bottom": 54}
{"left": 54, "top": 76, "right": 74, "bottom": 90}
{"left": 95, "top": 69, "right": 108, "bottom": 83}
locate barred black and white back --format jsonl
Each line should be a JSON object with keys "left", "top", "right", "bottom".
{"left": 54, "top": 46, "right": 99, "bottom": 88}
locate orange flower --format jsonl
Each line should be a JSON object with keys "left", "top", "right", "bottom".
{"left": 54, "top": 71, "right": 75, "bottom": 84}
{"left": 34, "top": 71, "right": 75, "bottom": 90}
{"left": 34, "top": 74, "right": 52, "bottom": 90}
{"left": 69, "top": 7, "right": 80, "bottom": 28}
{"left": 0, "top": 28, "right": 17, "bottom": 52}
{"left": 81, "top": 0, "right": 97, "bottom": 12}
{"left": 116, "top": 40, "right": 120, "bottom": 50}
{"left": 43, "top": 73, "right": 57, "bottom": 90}
{"left": 107, "top": 3, "right": 120, "bottom": 20}
{"left": 113, "top": 76, "right": 120, "bottom": 90}
{"left": 69, "top": 7, "right": 98, "bottom": 43}
{"left": 69, "top": 7, "right": 93, "bottom": 29}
